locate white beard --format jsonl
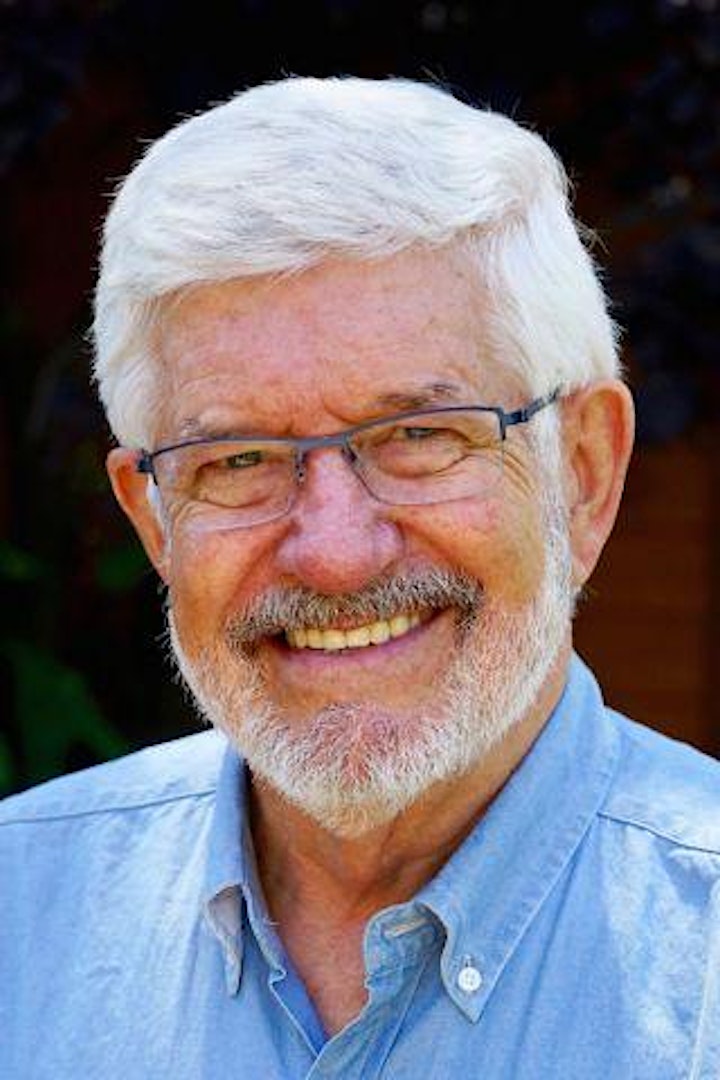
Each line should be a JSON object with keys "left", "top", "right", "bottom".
{"left": 168, "top": 490, "right": 574, "bottom": 838}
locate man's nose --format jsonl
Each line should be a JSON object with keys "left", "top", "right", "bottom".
{"left": 274, "top": 447, "right": 405, "bottom": 594}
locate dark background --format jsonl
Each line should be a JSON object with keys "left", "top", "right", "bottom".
{"left": 2, "top": 0, "right": 719, "bottom": 795}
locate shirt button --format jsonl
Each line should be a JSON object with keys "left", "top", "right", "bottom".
{"left": 457, "top": 963, "right": 483, "bottom": 994}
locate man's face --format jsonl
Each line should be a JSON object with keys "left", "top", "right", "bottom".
{"left": 149, "top": 247, "right": 574, "bottom": 834}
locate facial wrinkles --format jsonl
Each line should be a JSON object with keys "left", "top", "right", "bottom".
{"left": 154, "top": 251, "right": 493, "bottom": 446}
{"left": 167, "top": 460, "right": 575, "bottom": 837}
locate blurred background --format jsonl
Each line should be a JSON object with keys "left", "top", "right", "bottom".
{"left": 1, "top": 0, "right": 718, "bottom": 795}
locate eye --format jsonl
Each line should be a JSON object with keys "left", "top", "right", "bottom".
{"left": 391, "top": 423, "right": 453, "bottom": 442}
{"left": 394, "top": 423, "right": 474, "bottom": 451}
{"left": 397, "top": 425, "right": 442, "bottom": 441}
{"left": 219, "top": 449, "right": 265, "bottom": 470}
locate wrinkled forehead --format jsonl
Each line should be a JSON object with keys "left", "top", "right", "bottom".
{"left": 151, "top": 246, "right": 525, "bottom": 440}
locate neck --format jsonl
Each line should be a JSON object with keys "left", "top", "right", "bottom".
{"left": 251, "top": 644, "right": 570, "bottom": 923}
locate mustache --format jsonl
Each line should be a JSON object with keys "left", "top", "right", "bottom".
{"left": 225, "top": 568, "right": 484, "bottom": 650}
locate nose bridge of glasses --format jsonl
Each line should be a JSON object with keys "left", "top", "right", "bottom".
{"left": 293, "top": 430, "right": 360, "bottom": 485}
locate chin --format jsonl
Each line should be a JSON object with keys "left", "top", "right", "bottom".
{"left": 169, "top": 594, "right": 570, "bottom": 837}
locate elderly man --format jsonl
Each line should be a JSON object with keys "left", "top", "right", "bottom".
{"left": 2, "top": 77, "right": 719, "bottom": 1079}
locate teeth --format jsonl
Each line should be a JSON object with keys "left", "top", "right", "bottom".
{"left": 345, "top": 626, "right": 371, "bottom": 648}
{"left": 369, "top": 620, "right": 390, "bottom": 645}
{"left": 322, "top": 630, "right": 348, "bottom": 652}
{"left": 389, "top": 614, "right": 410, "bottom": 638}
{"left": 286, "top": 612, "right": 421, "bottom": 651}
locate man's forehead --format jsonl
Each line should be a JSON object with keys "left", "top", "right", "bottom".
{"left": 153, "top": 248, "right": 517, "bottom": 438}
{"left": 159, "top": 246, "right": 484, "bottom": 343}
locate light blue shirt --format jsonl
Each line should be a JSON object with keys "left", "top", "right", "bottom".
{"left": 2, "top": 654, "right": 719, "bottom": 1078}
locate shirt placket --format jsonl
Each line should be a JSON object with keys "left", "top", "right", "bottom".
{"left": 303, "top": 910, "right": 440, "bottom": 1079}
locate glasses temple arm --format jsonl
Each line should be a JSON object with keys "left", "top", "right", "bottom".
{"left": 503, "top": 387, "right": 561, "bottom": 431}
{"left": 136, "top": 451, "right": 156, "bottom": 479}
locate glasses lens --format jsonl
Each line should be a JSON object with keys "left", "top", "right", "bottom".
{"left": 351, "top": 408, "right": 503, "bottom": 505}
{"left": 149, "top": 408, "right": 505, "bottom": 527}
{"left": 153, "top": 439, "right": 296, "bottom": 524}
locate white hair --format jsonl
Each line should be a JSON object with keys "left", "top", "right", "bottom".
{"left": 92, "top": 76, "right": 620, "bottom": 448}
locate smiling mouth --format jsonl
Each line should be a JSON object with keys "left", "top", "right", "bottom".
{"left": 284, "top": 611, "right": 423, "bottom": 652}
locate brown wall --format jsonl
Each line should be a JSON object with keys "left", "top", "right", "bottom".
{"left": 575, "top": 431, "right": 718, "bottom": 757}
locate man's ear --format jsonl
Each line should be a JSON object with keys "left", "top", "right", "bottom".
{"left": 561, "top": 379, "right": 635, "bottom": 589}
{"left": 106, "top": 448, "right": 170, "bottom": 582}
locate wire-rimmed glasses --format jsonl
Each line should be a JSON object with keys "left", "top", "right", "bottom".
{"left": 137, "top": 388, "right": 560, "bottom": 528}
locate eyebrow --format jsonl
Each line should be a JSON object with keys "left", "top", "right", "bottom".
{"left": 178, "top": 418, "right": 219, "bottom": 439}
{"left": 371, "top": 382, "right": 468, "bottom": 412}
{"left": 176, "top": 417, "right": 260, "bottom": 440}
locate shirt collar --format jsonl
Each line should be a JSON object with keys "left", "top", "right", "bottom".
{"left": 414, "top": 652, "right": 621, "bottom": 1020}
{"left": 204, "top": 737, "right": 291, "bottom": 994}
{"left": 202, "top": 744, "right": 248, "bottom": 994}
{"left": 202, "top": 653, "right": 620, "bottom": 1008}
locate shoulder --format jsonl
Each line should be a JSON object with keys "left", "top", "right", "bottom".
{"left": 601, "top": 710, "right": 720, "bottom": 856}
{"left": 0, "top": 730, "right": 228, "bottom": 828}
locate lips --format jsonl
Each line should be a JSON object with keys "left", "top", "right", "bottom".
{"left": 285, "top": 611, "right": 422, "bottom": 651}
{"left": 225, "top": 569, "right": 482, "bottom": 660}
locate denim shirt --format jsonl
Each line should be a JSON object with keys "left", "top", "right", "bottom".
{"left": 2, "top": 654, "right": 719, "bottom": 1079}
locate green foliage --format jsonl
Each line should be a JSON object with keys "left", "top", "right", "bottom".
{"left": 0, "top": 541, "right": 46, "bottom": 584}
{"left": 1, "top": 539, "right": 130, "bottom": 796}
{"left": 0, "top": 733, "right": 13, "bottom": 792}
{"left": 2, "top": 639, "right": 127, "bottom": 794}
{"left": 94, "top": 543, "right": 150, "bottom": 593}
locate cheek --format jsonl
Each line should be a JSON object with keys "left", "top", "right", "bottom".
{"left": 166, "top": 518, "right": 271, "bottom": 652}
{"left": 415, "top": 496, "right": 548, "bottom": 607}
{"left": 494, "top": 501, "right": 548, "bottom": 603}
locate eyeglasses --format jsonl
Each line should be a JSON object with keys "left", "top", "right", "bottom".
{"left": 137, "top": 388, "right": 560, "bottom": 528}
